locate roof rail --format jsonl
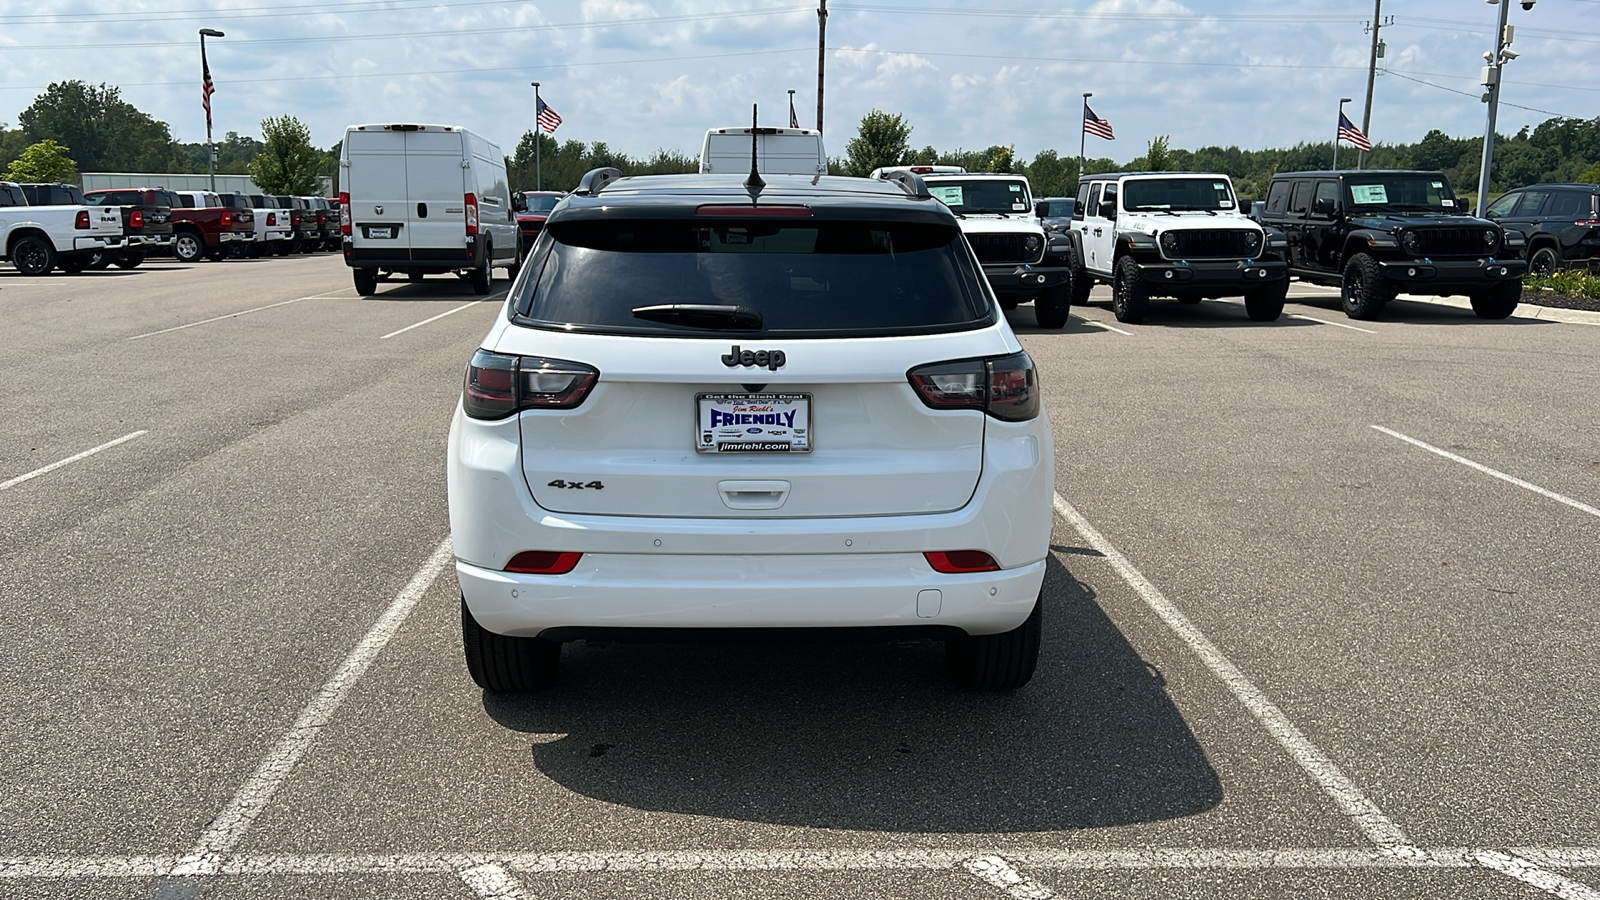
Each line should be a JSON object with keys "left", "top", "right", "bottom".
{"left": 880, "top": 169, "right": 931, "bottom": 200}
{"left": 573, "top": 167, "right": 625, "bottom": 197}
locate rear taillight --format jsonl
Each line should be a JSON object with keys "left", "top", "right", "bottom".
{"left": 924, "top": 551, "right": 1001, "bottom": 573}
{"left": 75, "top": 210, "right": 90, "bottom": 229}
{"left": 267, "top": 212, "right": 277, "bottom": 226}
{"left": 339, "top": 192, "right": 350, "bottom": 235}
{"left": 463, "top": 349, "right": 599, "bottom": 420}
{"left": 291, "top": 211, "right": 301, "bottom": 226}
{"left": 220, "top": 210, "right": 232, "bottom": 228}
{"left": 464, "top": 192, "right": 479, "bottom": 236}
{"left": 317, "top": 211, "right": 327, "bottom": 226}
{"left": 504, "top": 551, "right": 583, "bottom": 575}
{"left": 130, "top": 209, "right": 144, "bottom": 229}
{"left": 907, "top": 350, "right": 1039, "bottom": 422}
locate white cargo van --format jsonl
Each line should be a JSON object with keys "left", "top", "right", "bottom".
{"left": 699, "top": 126, "right": 827, "bottom": 177}
{"left": 339, "top": 123, "right": 521, "bottom": 296}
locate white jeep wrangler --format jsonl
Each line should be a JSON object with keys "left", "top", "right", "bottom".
{"left": 1065, "top": 172, "right": 1289, "bottom": 324}
{"left": 874, "top": 167, "right": 1074, "bottom": 329}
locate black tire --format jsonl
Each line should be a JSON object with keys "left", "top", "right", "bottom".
{"left": 1033, "top": 284, "right": 1072, "bottom": 329}
{"left": 1111, "top": 255, "right": 1149, "bottom": 324}
{"left": 10, "top": 235, "right": 56, "bottom": 275}
{"left": 1244, "top": 278, "right": 1288, "bottom": 322}
{"left": 172, "top": 231, "right": 204, "bottom": 263}
{"left": 469, "top": 242, "right": 493, "bottom": 295}
{"left": 353, "top": 267, "right": 377, "bottom": 296}
{"left": 1340, "top": 253, "right": 1393, "bottom": 320}
{"left": 945, "top": 592, "right": 1042, "bottom": 691}
{"left": 58, "top": 255, "right": 87, "bottom": 274}
{"left": 1528, "top": 245, "right": 1560, "bottom": 277}
{"left": 1068, "top": 251, "right": 1093, "bottom": 306}
{"left": 205, "top": 247, "right": 227, "bottom": 262}
{"left": 114, "top": 250, "right": 145, "bottom": 269}
{"left": 461, "top": 596, "right": 561, "bottom": 692}
{"left": 1470, "top": 280, "right": 1522, "bottom": 319}
{"left": 1174, "top": 290, "right": 1202, "bottom": 305}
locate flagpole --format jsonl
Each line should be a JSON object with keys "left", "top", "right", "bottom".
{"left": 531, "top": 82, "right": 542, "bottom": 192}
{"left": 1079, "top": 92, "right": 1091, "bottom": 188}
{"left": 1333, "top": 97, "right": 1351, "bottom": 172}
{"left": 200, "top": 28, "right": 224, "bottom": 193}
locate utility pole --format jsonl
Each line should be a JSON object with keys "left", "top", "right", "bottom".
{"left": 1476, "top": 0, "right": 1529, "bottom": 217}
{"left": 1358, "top": 0, "right": 1391, "bottom": 170}
{"left": 816, "top": 0, "right": 827, "bottom": 133}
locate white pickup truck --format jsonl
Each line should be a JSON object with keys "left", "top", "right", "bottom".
{"left": 1, "top": 181, "right": 127, "bottom": 275}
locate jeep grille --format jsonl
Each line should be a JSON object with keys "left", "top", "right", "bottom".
{"left": 967, "top": 233, "right": 1041, "bottom": 265}
{"left": 1410, "top": 227, "right": 1485, "bottom": 257}
{"left": 1163, "top": 229, "right": 1258, "bottom": 260}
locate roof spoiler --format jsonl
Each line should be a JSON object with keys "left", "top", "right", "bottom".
{"left": 573, "top": 167, "right": 624, "bottom": 197}
{"left": 879, "top": 169, "right": 931, "bottom": 200}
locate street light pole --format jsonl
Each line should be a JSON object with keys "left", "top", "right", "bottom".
{"left": 1334, "top": 97, "right": 1352, "bottom": 171}
{"left": 200, "top": 28, "right": 224, "bottom": 193}
{"left": 1475, "top": 0, "right": 1526, "bottom": 217}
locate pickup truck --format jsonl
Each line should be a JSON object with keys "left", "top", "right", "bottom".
{"left": 274, "top": 195, "right": 316, "bottom": 253}
{"left": 82, "top": 187, "right": 178, "bottom": 268}
{"left": 2, "top": 180, "right": 127, "bottom": 275}
{"left": 243, "top": 193, "right": 294, "bottom": 256}
{"left": 302, "top": 196, "right": 336, "bottom": 251}
{"left": 171, "top": 190, "right": 256, "bottom": 262}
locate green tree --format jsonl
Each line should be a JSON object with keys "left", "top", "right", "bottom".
{"left": 0, "top": 123, "right": 30, "bottom": 174}
{"left": 1135, "top": 135, "right": 1174, "bottom": 171}
{"left": 2, "top": 139, "right": 78, "bottom": 182}
{"left": 1581, "top": 160, "right": 1600, "bottom": 183}
{"left": 987, "top": 145, "right": 1016, "bottom": 173}
{"left": 843, "top": 110, "right": 913, "bottom": 177}
{"left": 17, "top": 81, "right": 178, "bottom": 172}
{"left": 248, "top": 115, "right": 322, "bottom": 194}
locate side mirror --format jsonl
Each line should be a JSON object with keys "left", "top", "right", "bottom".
{"left": 511, "top": 192, "right": 528, "bottom": 213}
{"left": 1099, "top": 200, "right": 1117, "bottom": 219}
{"left": 1313, "top": 197, "right": 1335, "bottom": 216}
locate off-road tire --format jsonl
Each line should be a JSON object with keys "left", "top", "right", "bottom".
{"left": 353, "top": 267, "right": 377, "bottom": 296}
{"left": 1111, "top": 255, "right": 1150, "bottom": 324}
{"left": 1174, "top": 290, "right": 1202, "bottom": 305}
{"left": 461, "top": 596, "right": 561, "bottom": 692}
{"left": 469, "top": 242, "right": 493, "bottom": 295}
{"left": 113, "top": 250, "right": 145, "bottom": 269}
{"left": 172, "top": 231, "right": 204, "bottom": 263}
{"left": 1528, "top": 245, "right": 1560, "bottom": 277}
{"left": 945, "top": 592, "right": 1042, "bottom": 691}
{"left": 1340, "top": 253, "right": 1393, "bottom": 320}
{"left": 1469, "top": 280, "right": 1521, "bottom": 320}
{"left": 1068, "top": 252, "right": 1093, "bottom": 306}
{"left": 1244, "top": 278, "right": 1288, "bottom": 322}
{"left": 1033, "top": 284, "right": 1072, "bottom": 329}
{"left": 10, "top": 235, "right": 56, "bottom": 276}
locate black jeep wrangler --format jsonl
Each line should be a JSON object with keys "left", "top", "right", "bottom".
{"left": 1255, "top": 170, "right": 1525, "bottom": 320}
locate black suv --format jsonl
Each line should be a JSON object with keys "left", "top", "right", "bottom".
{"left": 1484, "top": 183, "right": 1600, "bottom": 276}
{"left": 1255, "top": 170, "right": 1525, "bottom": 320}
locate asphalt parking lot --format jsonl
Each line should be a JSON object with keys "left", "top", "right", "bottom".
{"left": 2, "top": 255, "right": 1598, "bottom": 899}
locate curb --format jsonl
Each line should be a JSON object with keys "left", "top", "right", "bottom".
{"left": 1392, "top": 293, "right": 1600, "bottom": 327}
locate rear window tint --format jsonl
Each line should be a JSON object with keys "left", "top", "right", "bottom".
{"left": 513, "top": 219, "right": 991, "bottom": 337}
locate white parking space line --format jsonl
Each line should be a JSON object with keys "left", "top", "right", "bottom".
{"left": 159, "top": 537, "right": 455, "bottom": 879}
{"left": 1288, "top": 314, "right": 1377, "bottom": 334}
{"left": 0, "top": 430, "right": 147, "bottom": 492}
{"left": 1477, "top": 851, "right": 1600, "bottom": 900}
{"left": 1078, "top": 317, "right": 1133, "bottom": 336}
{"left": 459, "top": 863, "right": 530, "bottom": 899}
{"left": 1372, "top": 426, "right": 1600, "bottom": 521}
{"left": 964, "top": 855, "right": 1056, "bottom": 898}
{"left": 126, "top": 296, "right": 318, "bottom": 340}
{"left": 380, "top": 294, "right": 504, "bottom": 340}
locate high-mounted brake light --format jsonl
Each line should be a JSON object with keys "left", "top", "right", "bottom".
{"left": 464, "top": 192, "right": 479, "bottom": 236}
{"left": 695, "top": 204, "right": 813, "bottom": 217}
{"left": 129, "top": 209, "right": 144, "bottom": 229}
{"left": 462, "top": 349, "right": 599, "bottom": 420}
{"left": 339, "top": 191, "right": 351, "bottom": 235}
{"left": 504, "top": 551, "right": 583, "bottom": 575}
{"left": 924, "top": 551, "right": 1001, "bottom": 574}
{"left": 907, "top": 351, "right": 1039, "bottom": 422}
{"left": 74, "top": 210, "right": 90, "bottom": 229}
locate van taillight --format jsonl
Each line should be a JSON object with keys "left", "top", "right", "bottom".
{"left": 130, "top": 209, "right": 144, "bottom": 229}
{"left": 339, "top": 192, "right": 351, "bottom": 235}
{"left": 75, "top": 210, "right": 90, "bottom": 229}
{"left": 908, "top": 351, "right": 1040, "bottom": 422}
{"left": 464, "top": 192, "right": 479, "bottom": 236}
{"left": 462, "top": 349, "right": 598, "bottom": 419}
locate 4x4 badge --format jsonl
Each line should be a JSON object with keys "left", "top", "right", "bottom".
{"left": 721, "top": 344, "right": 786, "bottom": 371}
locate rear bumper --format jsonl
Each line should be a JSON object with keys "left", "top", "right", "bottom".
{"left": 72, "top": 235, "right": 123, "bottom": 251}
{"left": 1135, "top": 258, "right": 1287, "bottom": 285}
{"left": 1376, "top": 257, "right": 1524, "bottom": 290}
{"left": 344, "top": 235, "right": 484, "bottom": 270}
{"left": 983, "top": 263, "right": 1071, "bottom": 297}
{"left": 219, "top": 232, "right": 252, "bottom": 243}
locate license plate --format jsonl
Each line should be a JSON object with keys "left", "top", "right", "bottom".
{"left": 366, "top": 226, "right": 392, "bottom": 239}
{"left": 696, "top": 393, "right": 811, "bottom": 453}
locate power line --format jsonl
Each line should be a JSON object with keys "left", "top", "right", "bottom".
{"left": 1383, "top": 70, "right": 1584, "bottom": 119}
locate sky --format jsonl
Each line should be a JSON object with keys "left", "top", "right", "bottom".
{"left": 2, "top": 0, "right": 1598, "bottom": 166}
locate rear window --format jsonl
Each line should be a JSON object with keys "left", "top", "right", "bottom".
{"left": 513, "top": 219, "right": 992, "bottom": 338}
{"left": 219, "top": 194, "right": 248, "bottom": 209}
{"left": 87, "top": 191, "right": 143, "bottom": 206}
{"left": 0, "top": 184, "right": 24, "bottom": 206}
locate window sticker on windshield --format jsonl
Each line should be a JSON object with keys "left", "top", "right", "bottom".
{"left": 1431, "top": 181, "right": 1443, "bottom": 188}
{"left": 1009, "top": 184, "right": 1021, "bottom": 192}
{"left": 1441, "top": 198, "right": 1455, "bottom": 207}
{"left": 1351, "top": 184, "right": 1389, "bottom": 204}
{"left": 929, "top": 186, "right": 964, "bottom": 206}
{"left": 1213, "top": 183, "right": 1226, "bottom": 191}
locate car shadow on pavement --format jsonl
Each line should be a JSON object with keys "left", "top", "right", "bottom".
{"left": 480, "top": 555, "right": 1222, "bottom": 834}
{"left": 1289, "top": 296, "right": 1558, "bottom": 326}
{"left": 363, "top": 278, "right": 499, "bottom": 301}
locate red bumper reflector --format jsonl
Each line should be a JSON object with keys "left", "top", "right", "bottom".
{"left": 505, "top": 551, "right": 583, "bottom": 574}
{"left": 924, "top": 550, "right": 1001, "bottom": 574}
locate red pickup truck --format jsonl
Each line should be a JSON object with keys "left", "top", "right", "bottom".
{"left": 172, "top": 191, "right": 256, "bottom": 261}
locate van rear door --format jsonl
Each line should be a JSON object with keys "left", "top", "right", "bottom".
{"left": 346, "top": 129, "right": 412, "bottom": 257}
{"left": 403, "top": 129, "right": 468, "bottom": 258}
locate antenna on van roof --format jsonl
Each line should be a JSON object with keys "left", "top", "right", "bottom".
{"left": 744, "top": 104, "right": 765, "bottom": 201}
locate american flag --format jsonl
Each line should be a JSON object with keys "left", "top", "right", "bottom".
{"left": 1083, "top": 105, "right": 1114, "bottom": 140}
{"left": 1338, "top": 112, "right": 1372, "bottom": 152}
{"left": 536, "top": 97, "right": 562, "bottom": 134}
{"left": 202, "top": 48, "right": 215, "bottom": 131}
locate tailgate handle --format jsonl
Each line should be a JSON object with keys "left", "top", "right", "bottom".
{"left": 718, "top": 480, "right": 790, "bottom": 510}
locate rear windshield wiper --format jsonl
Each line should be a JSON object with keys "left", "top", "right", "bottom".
{"left": 631, "top": 304, "right": 763, "bottom": 330}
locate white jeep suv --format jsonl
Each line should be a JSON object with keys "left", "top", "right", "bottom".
{"left": 448, "top": 167, "right": 1055, "bottom": 692}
